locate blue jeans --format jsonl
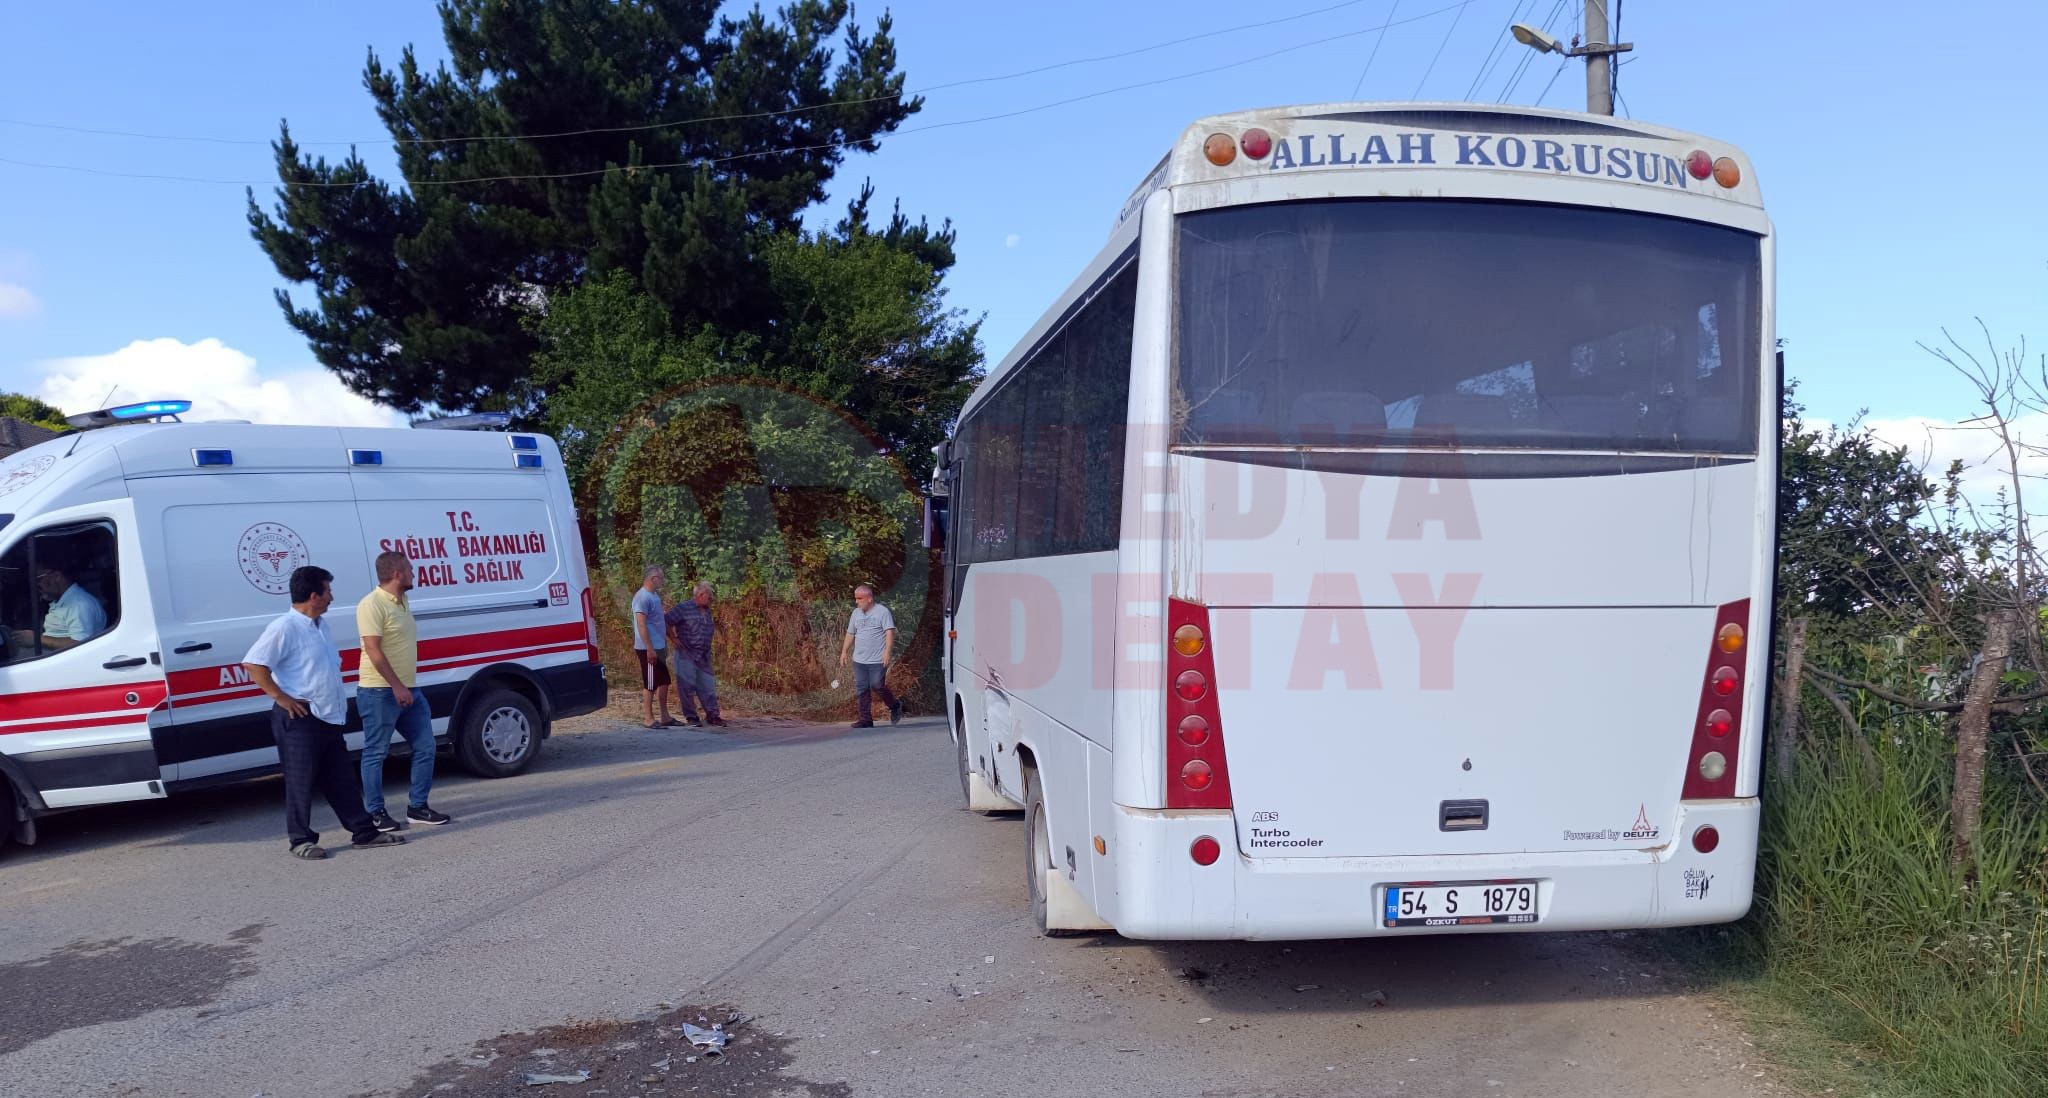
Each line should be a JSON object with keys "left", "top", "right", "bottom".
{"left": 855, "top": 661, "right": 898, "bottom": 723}
{"left": 359, "top": 687, "right": 435, "bottom": 814}
{"left": 672, "top": 652, "right": 720, "bottom": 721}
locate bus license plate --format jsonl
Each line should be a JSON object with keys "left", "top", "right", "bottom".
{"left": 1383, "top": 881, "right": 1541, "bottom": 928}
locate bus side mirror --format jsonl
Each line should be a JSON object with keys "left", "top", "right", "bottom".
{"left": 923, "top": 495, "right": 949, "bottom": 551}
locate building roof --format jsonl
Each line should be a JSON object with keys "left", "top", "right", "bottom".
{"left": 0, "top": 416, "right": 62, "bottom": 458}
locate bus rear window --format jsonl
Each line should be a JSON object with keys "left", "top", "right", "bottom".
{"left": 1174, "top": 199, "right": 1762, "bottom": 453}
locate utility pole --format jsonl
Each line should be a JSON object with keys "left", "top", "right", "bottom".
{"left": 1579, "top": 0, "right": 1631, "bottom": 115}
{"left": 1584, "top": 0, "right": 1613, "bottom": 116}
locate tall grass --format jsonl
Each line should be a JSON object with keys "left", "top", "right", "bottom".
{"left": 1740, "top": 695, "right": 2048, "bottom": 1097}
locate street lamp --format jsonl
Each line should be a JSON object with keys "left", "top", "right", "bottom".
{"left": 1510, "top": 23, "right": 1564, "bottom": 55}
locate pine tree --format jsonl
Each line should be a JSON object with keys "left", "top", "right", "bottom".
{"left": 248, "top": 0, "right": 920, "bottom": 414}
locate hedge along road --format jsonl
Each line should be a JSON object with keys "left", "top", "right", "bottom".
{"left": 0, "top": 713, "right": 1789, "bottom": 1097}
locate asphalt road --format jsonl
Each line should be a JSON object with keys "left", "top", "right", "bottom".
{"left": 0, "top": 712, "right": 1788, "bottom": 1098}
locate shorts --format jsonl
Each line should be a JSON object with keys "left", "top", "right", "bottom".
{"left": 638, "top": 648, "right": 671, "bottom": 690}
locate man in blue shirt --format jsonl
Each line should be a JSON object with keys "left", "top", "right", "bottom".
{"left": 244, "top": 565, "right": 406, "bottom": 860}
{"left": 665, "top": 581, "right": 725, "bottom": 728}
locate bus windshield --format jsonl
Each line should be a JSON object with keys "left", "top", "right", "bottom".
{"left": 1174, "top": 199, "right": 1763, "bottom": 453}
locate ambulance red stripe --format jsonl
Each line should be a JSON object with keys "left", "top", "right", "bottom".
{"left": 0, "top": 681, "right": 170, "bottom": 723}
{"left": 163, "top": 622, "right": 588, "bottom": 695}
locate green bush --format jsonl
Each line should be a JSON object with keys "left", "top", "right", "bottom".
{"left": 1739, "top": 650, "right": 2048, "bottom": 1097}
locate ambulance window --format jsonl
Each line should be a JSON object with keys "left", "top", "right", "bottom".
{"left": 0, "top": 522, "right": 121, "bottom": 665}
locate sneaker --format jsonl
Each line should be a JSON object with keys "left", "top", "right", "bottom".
{"left": 850, "top": 719, "right": 875, "bottom": 728}
{"left": 353, "top": 832, "right": 406, "bottom": 848}
{"left": 705, "top": 717, "right": 728, "bottom": 728}
{"left": 406, "top": 805, "right": 454, "bottom": 826}
{"left": 686, "top": 717, "right": 705, "bottom": 728}
{"left": 369, "top": 810, "right": 406, "bottom": 833}
{"left": 888, "top": 700, "right": 903, "bottom": 725}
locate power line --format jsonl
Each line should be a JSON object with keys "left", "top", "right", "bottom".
{"left": 0, "top": 2, "right": 1481, "bottom": 191}
{"left": 1611, "top": 0, "right": 1625, "bottom": 114}
{"left": 1496, "top": 0, "right": 1567, "bottom": 102}
{"left": 2, "top": 0, "right": 1467, "bottom": 152}
{"left": 1463, "top": 0, "right": 1534, "bottom": 102}
{"left": 1409, "top": 0, "right": 1470, "bottom": 99}
{"left": 1533, "top": 55, "right": 1571, "bottom": 107}
{"left": 1350, "top": 0, "right": 1400, "bottom": 99}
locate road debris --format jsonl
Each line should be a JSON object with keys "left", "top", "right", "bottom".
{"left": 1196, "top": 1017, "right": 1213, "bottom": 1024}
{"left": 397, "top": 1003, "right": 830, "bottom": 1098}
{"left": 1293, "top": 983, "right": 1321, "bottom": 992}
{"left": 1177, "top": 966, "right": 1209, "bottom": 981}
{"left": 1365, "top": 989, "right": 1389, "bottom": 1008}
{"left": 680, "top": 1022, "right": 729, "bottom": 1054}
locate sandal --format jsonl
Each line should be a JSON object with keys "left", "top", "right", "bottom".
{"left": 290, "top": 842, "right": 328, "bottom": 860}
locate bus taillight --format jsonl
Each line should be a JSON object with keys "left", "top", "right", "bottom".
{"left": 1682, "top": 600, "right": 1749, "bottom": 800}
{"left": 1166, "top": 598, "right": 1233, "bottom": 810}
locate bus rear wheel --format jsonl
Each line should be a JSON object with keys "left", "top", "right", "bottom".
{"left": 1023, "top": 768, "right": 1083, "bottom": 937}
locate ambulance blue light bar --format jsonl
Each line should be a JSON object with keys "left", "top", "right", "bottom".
{"left": 192, "top": 449, "right": 234, "bottom": 467}
{"left": 67, "top": 399, "right": 193, "bottom": 431}
{"left": 114, "top": 400, "right": 190, "bottom": 419}
{"left": 349, "top": 449, "right": 384, "bottom": 466}
{"left": 509, "top": 435, "right": 540, "bottom": 451}
{"left": 515, "top": 453, "right": 544, "bottom": 469}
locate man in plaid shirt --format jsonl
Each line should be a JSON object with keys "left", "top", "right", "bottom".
{"left": 665, "top": 581, "right": 726, "bottom": 728}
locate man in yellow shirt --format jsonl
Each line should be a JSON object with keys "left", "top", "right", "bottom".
{"left": 357, "top": 551, "right": 452, "bottom": 831}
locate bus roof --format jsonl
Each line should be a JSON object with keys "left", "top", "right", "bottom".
{"left": 1116, "top": 101, "right": 1761, "bottom": 231}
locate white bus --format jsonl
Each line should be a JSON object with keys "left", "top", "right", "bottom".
{"left": 938, "top": 103, "right": 1775, "bottom": 939}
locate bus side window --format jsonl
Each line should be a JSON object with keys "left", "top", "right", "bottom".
{"left": 0, "top": 522, "right": 120, "bottom": 665}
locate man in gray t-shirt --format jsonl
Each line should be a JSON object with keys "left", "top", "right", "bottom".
{"left": 838, "top": 583, "right": 900, "bottom": 727}
{"left": 631, "top": 566, "right": 676, "bottom": 728}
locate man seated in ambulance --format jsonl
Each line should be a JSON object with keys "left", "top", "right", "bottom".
{"left": 8, "top": 561, "right": 107, "bottom": 655}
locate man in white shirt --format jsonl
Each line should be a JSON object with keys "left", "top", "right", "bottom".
{"left": 7, "top": 562, "right": 106, "bottom": 654}
{"left": 244, "top": 565, "right": 405, "bottom": 860}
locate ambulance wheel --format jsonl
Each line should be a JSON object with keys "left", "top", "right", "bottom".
{"left": 457, "top": 688, "right": 542, "bottom": 778}
{"left": 0, "top": 776, "right": 14, "bottom": 852}
{"left": 1023, "top": 768, "right": 1083, "bottom": 938}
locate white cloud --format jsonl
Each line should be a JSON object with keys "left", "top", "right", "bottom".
{"left": 1004, "top": 233, "right": 1021, "bottom": 249}
{"left": 1862, "top": 412, "right": 2048, "bottom": 517}
{"left": 0, "top": 282, "right": 38, "bottom": 318}
{"left": 35, "top": 338, "right": 405, "bottom": 428}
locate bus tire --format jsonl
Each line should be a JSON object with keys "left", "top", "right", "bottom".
{"left": 1023, "top": 768, "right": 1083, "bottom": 937}
{"left": 956, "top": 723, "right": 973, "bottom": 809}
{"left": 456, "top": 687, "right": 543, "bottom": 778}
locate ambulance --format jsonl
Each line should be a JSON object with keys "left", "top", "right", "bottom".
{"left": 0, "top": 401, "right": 608, "bottom": 847}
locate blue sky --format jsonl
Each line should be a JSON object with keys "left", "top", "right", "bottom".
{"left": 2, "top": 0, "right": 2044, "bottom": 435}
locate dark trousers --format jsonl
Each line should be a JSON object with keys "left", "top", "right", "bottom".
{"left": 672, "top": 652, "right": 720, "bottom": 721}
{"left": 274, "top": 706, "right": 379, "bottom": 848}
{"left": 855, "top": 661, "right": 898, "bottom": 722}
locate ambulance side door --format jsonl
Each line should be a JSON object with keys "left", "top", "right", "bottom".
{"left": 0, "top": 498, "right": 172, "bottom": 807}
{"left": 136, "top": 472, "right": 370, "bottom": 780}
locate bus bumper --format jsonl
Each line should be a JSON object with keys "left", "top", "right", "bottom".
{"left": 1107, "top": 799, "right": 1758, "bottom": 940}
